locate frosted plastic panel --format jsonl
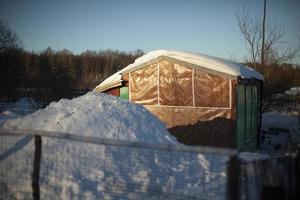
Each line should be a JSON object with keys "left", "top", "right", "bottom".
{"left": 144, "top": 106, "right": 234, "bottom": 128}
{"left": 129, "top": 63, "right": 158, "bottom": 105}
{"left": 194, "top": 70, "right": 230, "bottom": 107}
{"left": 159, "top": 60, "right": 193, "bottom": 106}
{"left": 145, "top": 106, "right": 236, "bottom": 148}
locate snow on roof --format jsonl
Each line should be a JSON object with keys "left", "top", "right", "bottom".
{"left": 2, "top": 92, "right": 177, "bottom": 144}
{"left": 94, "top": 50, "right": 263, "bottom": 92}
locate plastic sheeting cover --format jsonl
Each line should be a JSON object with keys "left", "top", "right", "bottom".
{"left": 159, "top": 61, "right": 193, "bottom": 106}
{"left": 145, "top": 106, "right": 234, "bottom": 128}
{"left": 194, "top": 69, "right": 230, "bottom": 107}
{"left": 129, "top": 63, "right": 158, "bottom": 105}
{"left": 125, "top": 59, "right": 239, "bottom": 147}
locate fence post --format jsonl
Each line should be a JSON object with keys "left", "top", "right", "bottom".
{"left": 227, "top": 155, "right": 240, "bottom": 200}
{"left": 32, "top": 135, "right": 42, "bottom": 200}
{"left": 296, "top": 145, "right": 300, "bottom": 199}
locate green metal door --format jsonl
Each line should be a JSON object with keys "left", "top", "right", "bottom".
{"left": 237, "top": 85, "right": 246, "bottom": 148}
{"left": 120, "top": 87, "right": 129, "bottom": 100}
{"left": 251, "top": 86, "right": 258, "bottom": 149}
{"left": 237, "top": 84, "right": 258, "bottom": 151}
{"left": 245, "top": 85, "right": 252, "bottom": 142}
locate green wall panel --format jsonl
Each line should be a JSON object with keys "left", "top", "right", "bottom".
{"left": 237, "top": 85, "right": 245, "bottom": 148}
{"left": 237, "top": 84, "right": 259, "bottom": 151}
{"left": 245, "top": 85, "right": 252, "bottom": 142}
{"left": 120, "top": 87, "right": 129, "bottom": 100}
{"left": 252, "top": 86, "right": 258, "bottom": 149}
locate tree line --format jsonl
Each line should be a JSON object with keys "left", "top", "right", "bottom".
{"left": 246, "top": 62, "right": 300, "bottom": 98}
{"left": 0, "top": 19, "right": 144, "bottom": 102}
{"left": 1, "top": 45, "right": 299, "bottom": 102}
{"left": 0, "top": 47, "right": 143, "bottom": 101}
{"left": 1, "top": 17, "right": 299, "bottom": 103}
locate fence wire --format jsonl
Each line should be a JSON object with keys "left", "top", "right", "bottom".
{"left": 0, "top": 135, "right": 34, "bottom": 200}
{"left": 0, "top": 130, "right": 235, "bottom": 200}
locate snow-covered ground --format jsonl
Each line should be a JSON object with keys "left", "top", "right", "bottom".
{"left": 260, "top": 87, "right": 300, "bottom": 155}
{"left": 0, "top": 93, "right": 229, "bottom": 199}
{"left": 0, "top": 97, "right": 41, "bottom": 125}
{"left": 260, "top": 112, "right": 299, "bottom": 155}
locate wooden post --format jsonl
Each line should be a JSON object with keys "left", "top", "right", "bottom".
{"left": 227, "top": 155, "right": 240, "bottom": 200}
{"left": 32, "top": 135, "right": 42, "bottom": 200}
{"left": 261, "top": 0, "right": 267, "bottom": 67}
{"left": 295, "top": 145, "right": 300, "bottom": 199}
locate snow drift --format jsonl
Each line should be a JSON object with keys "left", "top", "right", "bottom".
{"left": 2, "top": 92, "right": 176, "bottom": 144}
{"left": 0, "top": 97, "right": 40, "bottom": 125}
{"left": 0, "top": 92, "right": 229, "bottom": 199}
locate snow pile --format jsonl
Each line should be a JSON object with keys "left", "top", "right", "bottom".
{"left": 2, "top": 92, "right": 176, "bottom": 144}
{"left": 285, "top": 86, "right": 300, "bottom": 96}
{"left": 95, "top": 49, "right": 263, "bottom": 92}
{"left": 260, "top": 112, "right": 300, "bottom": 155}
{"left": 0, "top": 92, "right": 229, "bottom": 199}
{"left": 0, "top": 97, "right": 40, "bottom": 115}
{"left": 239, "top": 152, "right": 270, "bottom": 162}
{"left": 261, "top": 113, "right": 298, "bottom": 131}
{"left": 0, "top": 98, "right": 40, "bottom": 125}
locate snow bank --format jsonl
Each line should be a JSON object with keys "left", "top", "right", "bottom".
{"left": 260, "top": 112, "right": 300, "bottom": 155}
{"left": 0, "top": 93, "right": 229, "bottom": 199}
{"left": 0, "top": 97, "right": 40, "bottom": 115}
{"left": 239, "top": 152, "right": 270, "bottom": 162}
{"left": 285, "top": 86, "right": 300, "bottom": 96}
{"left": 261, "top": 112, "right": 299, "bottom": 132}
{"left": 0, "top": 98, "right": 40, "bottom": 125}
{"left": 2, "top": 92, "right": 176, "bottom": 144}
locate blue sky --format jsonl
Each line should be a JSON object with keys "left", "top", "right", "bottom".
{"left": 1, "top": 0, "right": 299, "bottom": 63}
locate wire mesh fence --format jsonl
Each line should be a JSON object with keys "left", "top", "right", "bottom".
{"left": 0, "top": 130, "right": 237, "bottom": 200}
{"left": 2, "top": 130, "right": 298, "bottom": 200}
{"left": 0, "top": 134, "right": 35, "bottom": 200}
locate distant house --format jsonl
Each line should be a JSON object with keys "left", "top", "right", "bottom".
{"left": 94, "top": 50, "right": 263, "bottom": 151}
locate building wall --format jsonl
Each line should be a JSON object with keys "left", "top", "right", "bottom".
{"left": 105, "top": 88, "right": 120, "bottom": 96}
{"left": 126, "top": 59, "right": 238, "bottom": 148}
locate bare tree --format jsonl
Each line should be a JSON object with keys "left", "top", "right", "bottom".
{"left": 237, "top": 12, "right": 262, "bottom": 63}
{"left": 237, "top": 7, "right": 300, "bottom": 65}
{"left": 0, "top": 19, "right": 22, "bottom": 51}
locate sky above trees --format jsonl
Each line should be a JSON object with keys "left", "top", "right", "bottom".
{"left": 0, "top": 0, "right": 299, "bottom": 63}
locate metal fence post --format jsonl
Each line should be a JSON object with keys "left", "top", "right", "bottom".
{"left": 32, "top": 135, "right": 42, "bottom": 200}
{"left": 227, "top": 155, "right": 240, "bottom": 200}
